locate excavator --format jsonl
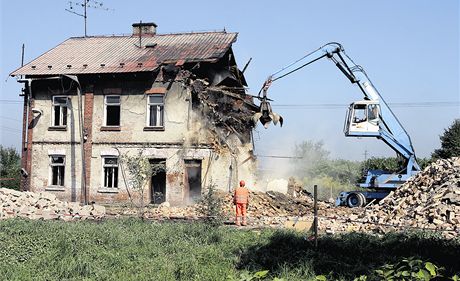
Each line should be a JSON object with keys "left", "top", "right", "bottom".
{"left": 254, "top": 42, "right": 421, "bottom": 207}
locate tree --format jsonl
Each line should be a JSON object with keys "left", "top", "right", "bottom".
{"left": 0, "top": 145, "right": 21, "bottom": 190}
{"left": 119, "top": 149, "right": 157, "bottom": 218}
{"left": 432, "top": 119, "right": 460, "bottom": 159}
{"left": 291, "top": 140, "right": 362, "bottom": 200}
{"left": 292, "top": 140, "right": 330, "bottom": 178}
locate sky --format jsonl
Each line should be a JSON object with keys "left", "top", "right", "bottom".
{"left": 1, "top": 0, "right": 459, "bottom": 168}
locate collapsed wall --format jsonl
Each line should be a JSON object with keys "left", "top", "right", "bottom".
{"left": 184, "top": 75, "right": 259, "bottom": 191}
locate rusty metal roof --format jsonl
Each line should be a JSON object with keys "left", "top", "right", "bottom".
{"left": 10, "top": 32, "right": 237, "bottom": 76}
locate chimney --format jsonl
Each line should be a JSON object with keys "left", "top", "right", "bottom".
{"left": 132, "top": 22, "right": 157, "bottom": 37}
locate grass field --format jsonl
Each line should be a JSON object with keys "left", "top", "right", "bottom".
{"left": 0, "top": 219, "right": 459, "bottom": 280}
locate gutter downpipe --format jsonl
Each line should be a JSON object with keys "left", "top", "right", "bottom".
{"left": 63, "top": 75, "right": 87, "bottom": 205}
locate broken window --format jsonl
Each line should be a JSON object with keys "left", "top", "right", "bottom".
{"left": 147, "top": 95, "right": 164, "bottom": 127}
{"left": 50, "top": 155, "right": 65, "bottom": 186}
{"left": 104, "top": 95, "right": 121, "bottom": 126}
{"left": 52, "top": 96, "right": 68, "bottom": 127}
{"left": 150, "top": 159, "right": 166, "bottom": 204}
{"left": 103, "top": 157, "right": 119, "bottom": 188}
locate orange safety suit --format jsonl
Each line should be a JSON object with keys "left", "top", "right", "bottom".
{"left": 234, "top": 186, "right": 249, "bottom": 226}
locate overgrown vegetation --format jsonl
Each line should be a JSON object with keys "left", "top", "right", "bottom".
{"left": 119, "top": 149, "right": 154, "bottom": 218}
{"left": 0, "top": 145, "right": 20, "bottom": 190}
{"left": 0, "top": 219, "right": 458, "bottom": 280}
{"left": 197, "top": 182, "right": 226, "bottom": 227}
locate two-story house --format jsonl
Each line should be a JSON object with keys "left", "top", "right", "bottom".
{"left": 10, "top": 22, "right": 257, "bottom": 205}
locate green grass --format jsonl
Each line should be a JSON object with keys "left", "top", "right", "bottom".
{"left": 0, "top": 219, "right": 459, "bottom": 280}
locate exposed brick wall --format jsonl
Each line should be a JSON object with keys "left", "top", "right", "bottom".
{"left": 20, "top": 97, "right": 34, "bottom": 192}
{"left": 83, "top": 93, "right": 94, "bottom": 201}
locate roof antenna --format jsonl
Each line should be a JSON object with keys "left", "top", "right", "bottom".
{"left": 65, "top": 0, "right": 114, "bottom": 37}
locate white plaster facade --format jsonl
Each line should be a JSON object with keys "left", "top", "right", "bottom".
{"left": 28, "top": 80, "right": 256, "bottom": 205}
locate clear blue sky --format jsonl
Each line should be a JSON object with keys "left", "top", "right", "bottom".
{"left": 1, "top": 0, "right": 459, "bottom": 164}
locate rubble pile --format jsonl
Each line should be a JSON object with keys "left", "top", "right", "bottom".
{"left": 317, "top": 158, "right": 460, "bottom": 238}
{"left": 361, "top": 157, "right": 460, "bottom": 231}
{"left": 107, "top": 189, "right": 331, "bottom": 227}
{"left": 0, "top": 188, "right": 105, "bottom": 221}
{"left": 190, "top": 79, "right": 258, "bottom": 145}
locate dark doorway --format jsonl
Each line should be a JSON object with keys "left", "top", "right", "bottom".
{"left": 150, "top": 159, "right": 166, "bottom": 204}
{"left": 185, "top": 160, "right": 202, "bottom": 203}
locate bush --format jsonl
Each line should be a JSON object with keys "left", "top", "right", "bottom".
{"left": 197, "top": 183, "right": 226, "bottom": 227}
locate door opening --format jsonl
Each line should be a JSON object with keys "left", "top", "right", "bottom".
{"left": 150, "top": 159, "right": 166, "bottom": 204}
{"left": 185, "top": 160, "right": 202, "bottom": 203}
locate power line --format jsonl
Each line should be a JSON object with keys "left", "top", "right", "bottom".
{"left": 0, "top": 126, "right": 22, "bottom": 133}
{"left": 256, "top": 155, "right": 303, "bottom": 159}
{"left": 0, "top": 100, "right": 22, "bottom": 104}
{"left": 272, "top": 101, "right": 460, "bottom": 109}
{"left": 0, "top": 116, "right": 21, "bottom": 122}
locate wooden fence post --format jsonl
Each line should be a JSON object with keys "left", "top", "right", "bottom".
{"left": 314, "top": 184, "right": 318, "bottom": 249}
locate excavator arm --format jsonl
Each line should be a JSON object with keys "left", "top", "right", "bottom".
{"left": 257, "top": 42, "right": 421, "bottom": 206}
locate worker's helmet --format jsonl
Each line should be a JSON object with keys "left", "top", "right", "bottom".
{"left": 239, "top": 180, "right": 245, "bottom": 187}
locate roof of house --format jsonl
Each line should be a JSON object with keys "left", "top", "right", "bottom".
{"left": 10, "top": 32, "right": 237, "bottom": 76}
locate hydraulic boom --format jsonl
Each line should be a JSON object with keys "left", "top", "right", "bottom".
{"left": 257, "top": 42, "right": 421, "bottom": 207}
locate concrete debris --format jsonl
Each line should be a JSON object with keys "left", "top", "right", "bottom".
{"left": 362, "top": 157, "right": 459, "bottom": 234}
{"left": 106, "top": 188, "right": 331, "bottom": 228}
{"left": 320, "top": 157, "right": 460, "bottom": 239}
{"left": 0, "top": 188, "right": 106, "bottom": 221}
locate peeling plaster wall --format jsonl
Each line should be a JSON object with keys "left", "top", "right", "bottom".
{"left": 31, "top": 91, "right": 83, "bottom": 143}
{"left": 30, "top": 144, "right": 83, "bottom": 203}
{"left": 92, "top": 83, "right": 190, "bottom": 143}
{"left": 28, "top": 80, "right": 257, "bottom": 205}
{"left": 28, "top": 90, "right": 84, "bottom": 202}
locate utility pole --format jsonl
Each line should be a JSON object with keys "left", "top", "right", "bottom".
{"left": 65, "top": 0, "right": 113, "bottom": 37}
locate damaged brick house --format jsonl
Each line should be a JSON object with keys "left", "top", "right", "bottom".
{"left": 10, "top": 22, "right": 258, "bottom": 205}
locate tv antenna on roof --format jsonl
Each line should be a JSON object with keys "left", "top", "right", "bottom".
{"left": 65, "top": 0, "right": 114, "bottom": 37}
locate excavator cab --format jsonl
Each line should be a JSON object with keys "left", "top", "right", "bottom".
{"left": 344, "top": 100, "right": 380, "bottom": 137}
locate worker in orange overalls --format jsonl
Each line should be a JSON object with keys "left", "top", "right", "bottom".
{"left": 234, "top": 180, "right": 249, "bottom": 226}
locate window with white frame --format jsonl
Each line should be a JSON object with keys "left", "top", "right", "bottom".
{"left": 102, "top": 157, "right": 119, "bottom": 188}
{"left": 104, "top": 95, "right": 121, "bottom": 126}
{"left": 147, "top": 95, "right": 164, "bottom": 127}
{"left": 49, "top": 155, "right": 65, "bottom": 186}
{"left": 52, "top": 96, "right": 68, "bottom": 127}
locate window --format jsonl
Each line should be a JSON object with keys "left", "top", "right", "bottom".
{"left": 368, "top": 104, "right": 379, "bottom": 121}
{"left": 353, "top": 104, "right": 367, "bottom": 123}
{"left": 147, "top": 95, "right": 164, "bottom": 127}
{"left": 50, "top": 155, "right": 65, "bottom": 186}
{"left": 104, "top": 95, "right": 120, "bottom": 126}
{"left": 52, "top": 96, "right": 68, "bottom": 127}
{"left": 103, "top": 157, "right": 119, "bottom": 188}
